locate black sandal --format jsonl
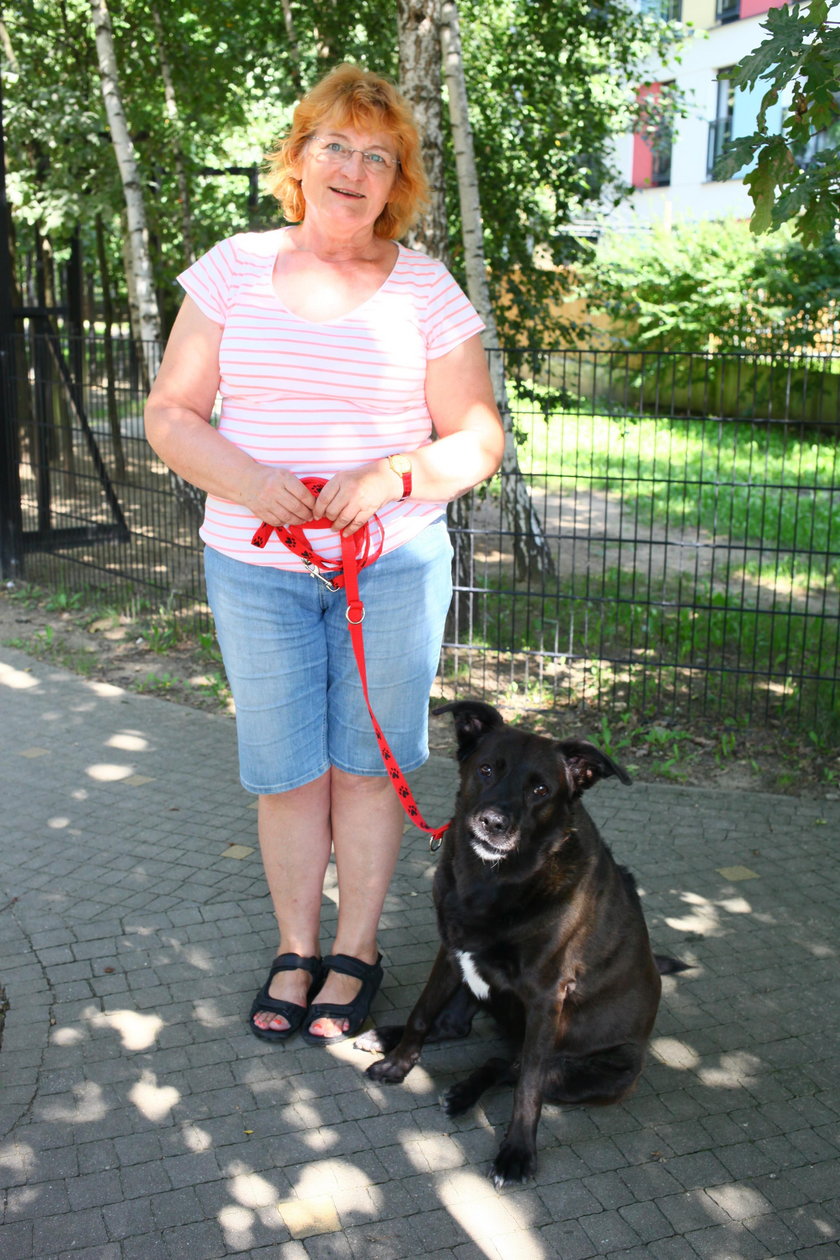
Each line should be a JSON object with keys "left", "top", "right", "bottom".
{"left": 301, "top": 952, "right": 384, "bottom": 1047}
{"left": 248, "top": 953, "right": 323, "bottom": 1043}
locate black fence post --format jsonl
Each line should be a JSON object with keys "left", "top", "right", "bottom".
{"left": 0, "top": 63, "right": 23, "bottom": 582}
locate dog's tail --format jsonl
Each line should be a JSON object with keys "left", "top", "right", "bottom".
{"left": 654, "top": 953, "right": 691, "bottom": 975}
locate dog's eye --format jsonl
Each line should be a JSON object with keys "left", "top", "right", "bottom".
{"left": 478, "top": 764, "right": 494, "bottom": 781}
{"left": 532, "top": 783, "right": 550, "bottom": 799}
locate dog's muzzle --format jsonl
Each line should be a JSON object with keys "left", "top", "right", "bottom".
{"left": 469, "top": 806, "right": 518, "bottom": 861}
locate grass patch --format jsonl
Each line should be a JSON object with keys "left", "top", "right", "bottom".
{"left": 515, "top": 408, "right": 840, "bottom": 591}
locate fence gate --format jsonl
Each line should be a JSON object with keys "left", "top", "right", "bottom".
{"left": 1, "top": 312, "right": 131, "bottom": 582}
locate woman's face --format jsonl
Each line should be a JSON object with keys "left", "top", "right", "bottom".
{"left": 295, "top": 118, "right": 399, "bottom": 237}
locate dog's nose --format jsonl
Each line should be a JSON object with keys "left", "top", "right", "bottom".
{"left": 477, "top": 807, "right": 509, "bottom": 836}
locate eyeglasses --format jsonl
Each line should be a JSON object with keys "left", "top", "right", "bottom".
{"left": 312, "top": 136, "right": 399, "bottom": 174}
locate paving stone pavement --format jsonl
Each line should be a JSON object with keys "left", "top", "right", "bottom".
{"left": 1, "top": 642, "right": 839, "bottom": 1260}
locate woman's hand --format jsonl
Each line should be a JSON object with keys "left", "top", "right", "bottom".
{"left": 243, "top": 465, "right": 318, "bottom": 527}
{"left": 316, "top": 461, "right": 399, "bottom": 536}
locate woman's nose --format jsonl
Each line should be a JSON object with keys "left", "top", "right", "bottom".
{"left": 339, "top": 147, "right": 366, "bottom": 172}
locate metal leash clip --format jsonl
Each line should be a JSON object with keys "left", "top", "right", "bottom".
{"left": 301, "top": 556, "right": 340, "bottom": 592}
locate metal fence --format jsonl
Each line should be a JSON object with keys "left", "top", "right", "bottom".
{"left": 3, "top": 330, "right": 839, "bottom": 731}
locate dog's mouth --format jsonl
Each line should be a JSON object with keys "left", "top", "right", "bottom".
{"left": 468, "top": 824, "right": 518, "bottom": 864}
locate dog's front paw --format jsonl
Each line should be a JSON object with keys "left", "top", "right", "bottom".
{"left": 442, "top": 1080, "right": 478, "bottom": 1117}
{"left": 354, "top": 1024, "right": 404, "bottom": 1055}
{"left": 490, "top": 1140, "right": 537, "bottom": 1189}
{"left": 365, "top": 1055, "right": 411, "bottom": 1085}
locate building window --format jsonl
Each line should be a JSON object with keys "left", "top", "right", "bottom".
{"left": 716, "top": 0, "right": 740, "bottom": 22}
{"left": 633, "top": 82, "right": 674, "bottom": 188}
{"left": 641, "top": 0, "right": 683, "bottom": 18}
{"left": 707, "top": 69, "right": 735, "bottom": 178}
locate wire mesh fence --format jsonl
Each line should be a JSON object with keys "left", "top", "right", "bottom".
{"left": 3, "top": 330, "right": 839, "bottom": 731}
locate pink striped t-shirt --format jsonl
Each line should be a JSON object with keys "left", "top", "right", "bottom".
{"left": 177, "top": 229, "right": 484, "bottom": 569}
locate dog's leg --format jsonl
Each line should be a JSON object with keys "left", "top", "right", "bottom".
{"left": 545, "top": 1042, "right": 645, "bottom": 1105}
{"left": 491, "top": 980, "right": 576, "bottom": 1189}
{"left": 365, "top": 946, "right": 462, "bottom": 1084}
{"left": 443, "top": 1056, "right": 516, "bottom": 1117}
{"left": 356, "top": 985, "right": 480, "bottom": 1056}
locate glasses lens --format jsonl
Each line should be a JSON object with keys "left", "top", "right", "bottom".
{"left": 317, "top": 138, "right": 394, "bottom": 172}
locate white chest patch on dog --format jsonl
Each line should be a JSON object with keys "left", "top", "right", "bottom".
{"left": 456, "top": 950, "right": 491, "bottom": 1001}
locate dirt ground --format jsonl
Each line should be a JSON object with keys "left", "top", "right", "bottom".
{"left": 2, "top": 583, "right": 838, "bottom": 800}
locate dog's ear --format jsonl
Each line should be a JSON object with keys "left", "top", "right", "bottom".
{"left": 432, "top": 701, "right": 505, "bottom": 761}
{"left": 556, "top": 739, "right": 632, "bottom": 797}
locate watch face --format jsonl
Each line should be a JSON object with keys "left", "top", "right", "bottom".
{"left": 391, "top": 455, "right": 411, "bottom": 474}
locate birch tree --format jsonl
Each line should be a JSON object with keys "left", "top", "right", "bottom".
{"left": 150, "top": 2, "right": 193, "bottom": 267}
{"left": 396, "top": 0, "right": 449, "bottom": 261}
{"left": 439, "top": 0, "right": 553, "bottom": 580}
{"left": 89, "top": 0, "right": 160, "bottom": 389}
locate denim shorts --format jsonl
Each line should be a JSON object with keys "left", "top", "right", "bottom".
{"left": 204, "top": 520, "right": 453, "bottom": 794}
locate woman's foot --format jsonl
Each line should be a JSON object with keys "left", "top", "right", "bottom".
{"left": 305, "top": 969, "right": 363, "bottom": 1039}
{"left": 248, "top": 954, "right": 322, "bottom": 1041}
{"left": 303, "top": 953, "right": 383, "bottom": 1045}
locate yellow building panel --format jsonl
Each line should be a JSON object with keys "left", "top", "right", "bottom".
{"left": 682, "top": 0, "right": 724, "bottom": 30}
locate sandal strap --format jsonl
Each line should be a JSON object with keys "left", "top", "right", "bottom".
{"left": 267, "top": 952, "right": 321, "bottom": 981}
{"left": 322, "top": 952, "right": 383, "bottom": 984}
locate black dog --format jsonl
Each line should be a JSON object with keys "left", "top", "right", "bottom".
{"left": 358, "top": 700, "right": 681, "bottom": 1189}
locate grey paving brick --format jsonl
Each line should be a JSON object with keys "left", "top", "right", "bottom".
{"left": 32, "top": 1206, "right": 109, "bottom": 1254}
{"left": 122, "top": 1234, "right": 170, "bottom": 1260}
{"left": 56, "top": 1247, "right": 122, "bottom": 1260}
{"left": 66, "top": 1168, "right": 124, "bottom": 1211}
{"left": 119, "top": 1159, "right": 173, "bottom": 1199}
{"left": 620, "top": 1199, "right": 680, "bottom": 1244}
{"left": 685, "top": 1221, "right": 772, "bottom": 1259}
{"left": 539, "top": 1218, "right": 601, "bottom": 1259}
{"left": 0, "top": 1221, "right": 34, "bottom": 1260}
{"left": 102, "top": 1196, "right": 155, "bottom": 1239}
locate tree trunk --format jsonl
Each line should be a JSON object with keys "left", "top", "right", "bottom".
{"left": 397, "top": 0, "right": 449, "bottom": 262}
{"left": 95, "top": 213, "right": 126, "bottom": 480}
{"left": 397, "top": 0, "right": 473, "bottom": 634}
{"left": 150, "top": 2, "right": 194, "bottom": 268}
{"left": 89, "top": 0, "right": 160, "bottom": 392}
{"left": 280, "top": 0, "right": 303, "bottom": 95}
{"left": 91, "top": 0, "right": 201, "bottom": 519}
{"left": 439, "top": 0, "right": 554, "bottom": 582}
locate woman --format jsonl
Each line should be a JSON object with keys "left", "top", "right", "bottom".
{"left": 145, "top": 64, "right": 504, "bottom": 1046}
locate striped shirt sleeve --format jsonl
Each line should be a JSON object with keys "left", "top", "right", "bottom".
{"left": 177, "top": 238, "right": 240, "bottom": 325}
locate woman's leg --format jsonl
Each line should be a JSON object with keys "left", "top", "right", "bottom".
{"left": 305, "top": 523, "right": 454, "bottom": 1039}
{"left": 203, "top": 548, "right": 335, "bottom": 1033}
{"left": 305, "top": 768, "right": 405, "bottom": 1040}
{"left": 250, "top": 774, "right": 333, "bottom": 1034}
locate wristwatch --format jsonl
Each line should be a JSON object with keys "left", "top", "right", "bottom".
{"left": 388, "top": 454, "right": 412, "bottom": 501}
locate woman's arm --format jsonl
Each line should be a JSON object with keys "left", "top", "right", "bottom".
{"left": 316, "top": 333, "right": 504, "bottom": 534}
{"left": 144, "top": 297, "right": 316, "bottom": 526}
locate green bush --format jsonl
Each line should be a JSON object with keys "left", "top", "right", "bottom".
{"left": 579, "top": 218, "right": 840, "bottom": 353}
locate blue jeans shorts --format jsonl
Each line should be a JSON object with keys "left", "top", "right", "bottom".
{"left": 204, "top": 520, "right": 453, "bottom": 794}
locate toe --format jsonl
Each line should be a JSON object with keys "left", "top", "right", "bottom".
{"left": 307, "top": 1016, "right": 349, "bottom": 1040}
{"left": 253, "top": 1010, "right": 290, "bottom": 1032}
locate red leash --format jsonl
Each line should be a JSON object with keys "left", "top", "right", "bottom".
{"left": 251, "top": 478, "right": 450, "bottom": 850}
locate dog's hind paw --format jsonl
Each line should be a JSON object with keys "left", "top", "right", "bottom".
{"left": 491, "top": 1140, "right": 537, "bottom": 1189}
{"left": 354, "top": 1024, "right": 404, "bottom": 1055}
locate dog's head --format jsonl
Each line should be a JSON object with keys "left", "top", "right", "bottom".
{"left": 434, "top": 701, "right": 631, "bottom": 867}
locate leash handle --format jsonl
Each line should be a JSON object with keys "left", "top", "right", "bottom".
{"left": 250, "top": 478, "right": 450, "bottom": 849}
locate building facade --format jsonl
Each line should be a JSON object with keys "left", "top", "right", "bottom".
{"left": 611, "top": 0, "right": 787, "bottom": 227}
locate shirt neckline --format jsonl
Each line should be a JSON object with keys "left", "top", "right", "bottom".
{"left": 270, "top": 231, "right": 403, "bottom": 326}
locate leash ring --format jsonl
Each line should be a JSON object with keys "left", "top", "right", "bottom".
{"left": 346, "top": 605, "right": 366, "bottom": 625}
